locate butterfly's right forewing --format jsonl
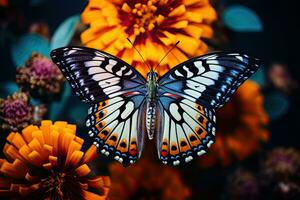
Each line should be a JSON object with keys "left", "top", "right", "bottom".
{"left": 51, "top": 47, "right": 146, "bottom": 104}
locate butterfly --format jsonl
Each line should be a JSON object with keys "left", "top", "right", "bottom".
{"left": 51, "top": 46, "right": 260, "bottom": 166}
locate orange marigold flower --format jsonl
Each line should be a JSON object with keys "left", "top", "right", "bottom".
{"left": 81, "top": 0, "right": 217, "bottom": 77}
{"left": 108, "top": 158, "right": 191, "bottom": 200}
{"left": 200, "top": 80, "right": 269, "bottom": 167}
{"left": 0, "top": 120, "right": 110, "bottom": 200}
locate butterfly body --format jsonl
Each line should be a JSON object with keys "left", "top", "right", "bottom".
{"left": 146, "top": 71, "right": 158, "bottom": 140}
{"left": 51, "top": 47, "right": 260, "bottom": 166}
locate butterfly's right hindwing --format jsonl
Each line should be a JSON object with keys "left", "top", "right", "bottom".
{"left": 86, "top": 95, "right": 147, "bottom": 166}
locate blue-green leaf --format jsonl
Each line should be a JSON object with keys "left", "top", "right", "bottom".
{"left": 250, "top": 67, "right": 266, "bottom": 87}
{"left": 49, "top": 83, "right": 72, "bottom": 120}
{"left": 264, "top": 91, "right": 289, "bottom": 121}
{"left": 50, "top": 15, "right": 80, "bottom": 50}
{"left": 0, "top": 82, "right": 19, "bottom": 97}
{"left": 223, "top": 5, "right": 263, "bottom": 32}
{"left": 11, "top": 33, "right": 50, "bottom": 68}
{"left": 69, "top": 104, "right": 89, "bottom": 126}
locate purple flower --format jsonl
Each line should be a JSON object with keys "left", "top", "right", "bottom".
{"left": 16, "top": 53, "right": 64, "bottom": 100}
{"left": 0, "top": 91, "right": 46, "bottom": 132}
{"left": 2, "top": 98, "right": 31, "bottom": 125}
{"left": 226, "top": 168, "right": 260, "bottom": 200}
{"left": 30, "top": 56, "right": 59, "bottom": 79}
{"left": 260, "top": 148, "right": 300, "bottom": 199}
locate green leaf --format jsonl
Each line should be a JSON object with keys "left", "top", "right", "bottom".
{"left": 11, "top": 33, "right": 50, "bottom": 67}
{"left": 0, "top": 82, "right": 19, "bottom": 97}
{"left": 223, "top": 5, "right": 263, "bottom": 32}
{"left": 250, "top": 67, "right": 266, "bottom": 87}
{"left": 50, "top": 15, "right": 80, "bottom": 50}
{"left": 49, "top": 83, "right": 72, "bottom": 120}
{"left": 69, "top": 104, "right": 89, "bottom": 126}
{"left": 264, "top": 91, "right": 289, "bottom": 121}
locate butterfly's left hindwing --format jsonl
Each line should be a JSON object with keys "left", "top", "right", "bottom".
{"left": 51, "top": 47, "right": 147, "bottom": 166}
{"left": 157, "top": 96, "right": 216, "bottom": 165}
{"left": 157, "top": 53, "right": 260, "bottom": 165}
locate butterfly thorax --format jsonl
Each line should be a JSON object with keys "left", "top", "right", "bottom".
{"left": 147, "top": 71, "right": 157, "bottom": 101}
{"left": 146, "top": 71, "right": 158, "bottom": 140}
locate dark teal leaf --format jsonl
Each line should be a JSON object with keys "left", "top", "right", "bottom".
{"left": 11, "top": 33, "right": 50, "bottom": 68}
{"left": 250, "top": 67, "right": 266, "bottom": 87}
{"left": 49, "top": 83, "right": 72, "bottom": 120}
{"left": 223, "top": 5, "right": 263, "bottom": 32}
{"left": 0, "top": 82, "right": 19, "bottom": 96}
{"left": 69, "top": 104, "right": 89, "bottom": 126}
{"left": 29, "top": 98, "right": 42, "bottom": 106}
{"left": 50, "top": 15, "right": 80, "bottom": 50}
{"left": 264, "top": 91, "right": 289, "bottom": 121}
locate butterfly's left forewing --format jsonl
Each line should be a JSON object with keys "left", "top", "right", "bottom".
{"left": 157, "top": 53, "right": 260, "bottom": 165}
{"left": 51, "top": 47, "right": 147, "bottom": 166}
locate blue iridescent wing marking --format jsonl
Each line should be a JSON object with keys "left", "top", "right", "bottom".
{"left": 156, "top": 53, "right": 260, "bottom": 165}
{"left": 51, "top": 47, "right": 147, "bottom": 166}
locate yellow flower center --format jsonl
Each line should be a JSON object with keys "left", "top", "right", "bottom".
{"left": 121, "top": 0, "right": 165, "bottom": 36}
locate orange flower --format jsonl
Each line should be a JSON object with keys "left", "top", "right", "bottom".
{"left": 0, "top": 120, "right": 110, "bottom": 199}
{"left": 108, "top": 158, "right": 191, "bottom": 200}
{"left": 81, "top": 0, "right": 217, "bottom": 77}
{"left": 200, "top": 80, "right": 269, "bottom": 167}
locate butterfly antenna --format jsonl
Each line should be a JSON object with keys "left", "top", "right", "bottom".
{"left": 127, "top": 38, "right": 151, "bottom": 71}
{"left": 153, "top": 41, "right": 180, "bottom": 72}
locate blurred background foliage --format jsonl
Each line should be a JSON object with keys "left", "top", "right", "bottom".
{"left": 0, "top": 0, "right": 300, "bottom": 199}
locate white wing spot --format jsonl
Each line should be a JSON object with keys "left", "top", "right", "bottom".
{"left": 202, "top": 71, "right": 219, "bottom": 80}
{"left": 103, "top": 85, "right": 122, "bottom": 95}
{"left": 99, "top": 77, "right": 120, "bottom": 88}
{"left": 184, "top": 89, "right": 202, "bottom": 98}
{"left": 197, "top": 150, "right": 206, "bottom": 156}
{"left": 116, "top": 66, "right": 127, "bottom": 76}
{"left": 194, "top": 61, "right": 205, "bottom": 74}
{"left": 175, "top": 70, "right": 183, "bottom": 77}
{"left": 169, "top": 103, "right": 182, "bottom": 121}
{"left": 192, "top": 76, "right": 214, "bottom": 86}
{"left": 85, "top": 61, "right": 102, "bottom": 67}
{"left": 173, "top": 160, "right": 180, "bottom": 165}
{"left": 207, "top": 140, "right": 214, "bottom": 148}
{"left": 183, "top": 65, "right": 193, "bottom": 78}
{"left": 67, "top": 50, "right": 77, "bottom": 55}
{"left": 121, "top": 101, "right": 134, "bottom": 119}
{"left": 93, "top": 73, "right": 114, "bottom": 81}
{"left": 124, "top": 70, "right": 133, "bottom": 76}
{"left": 236, "top": 56, "right": 244, "bottom": 61}
{"left": 88, "top": 67, "right": 105, "bottom": 75}
{"left": 185, "top": 156, "right": 193, "bottom": 163}
{"left": 106, "top": 59, "right": 117, "bottom": 72}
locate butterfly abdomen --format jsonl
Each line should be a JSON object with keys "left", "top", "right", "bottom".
{"left": 146, "top": 101, "right": 156, "bottom": 140}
